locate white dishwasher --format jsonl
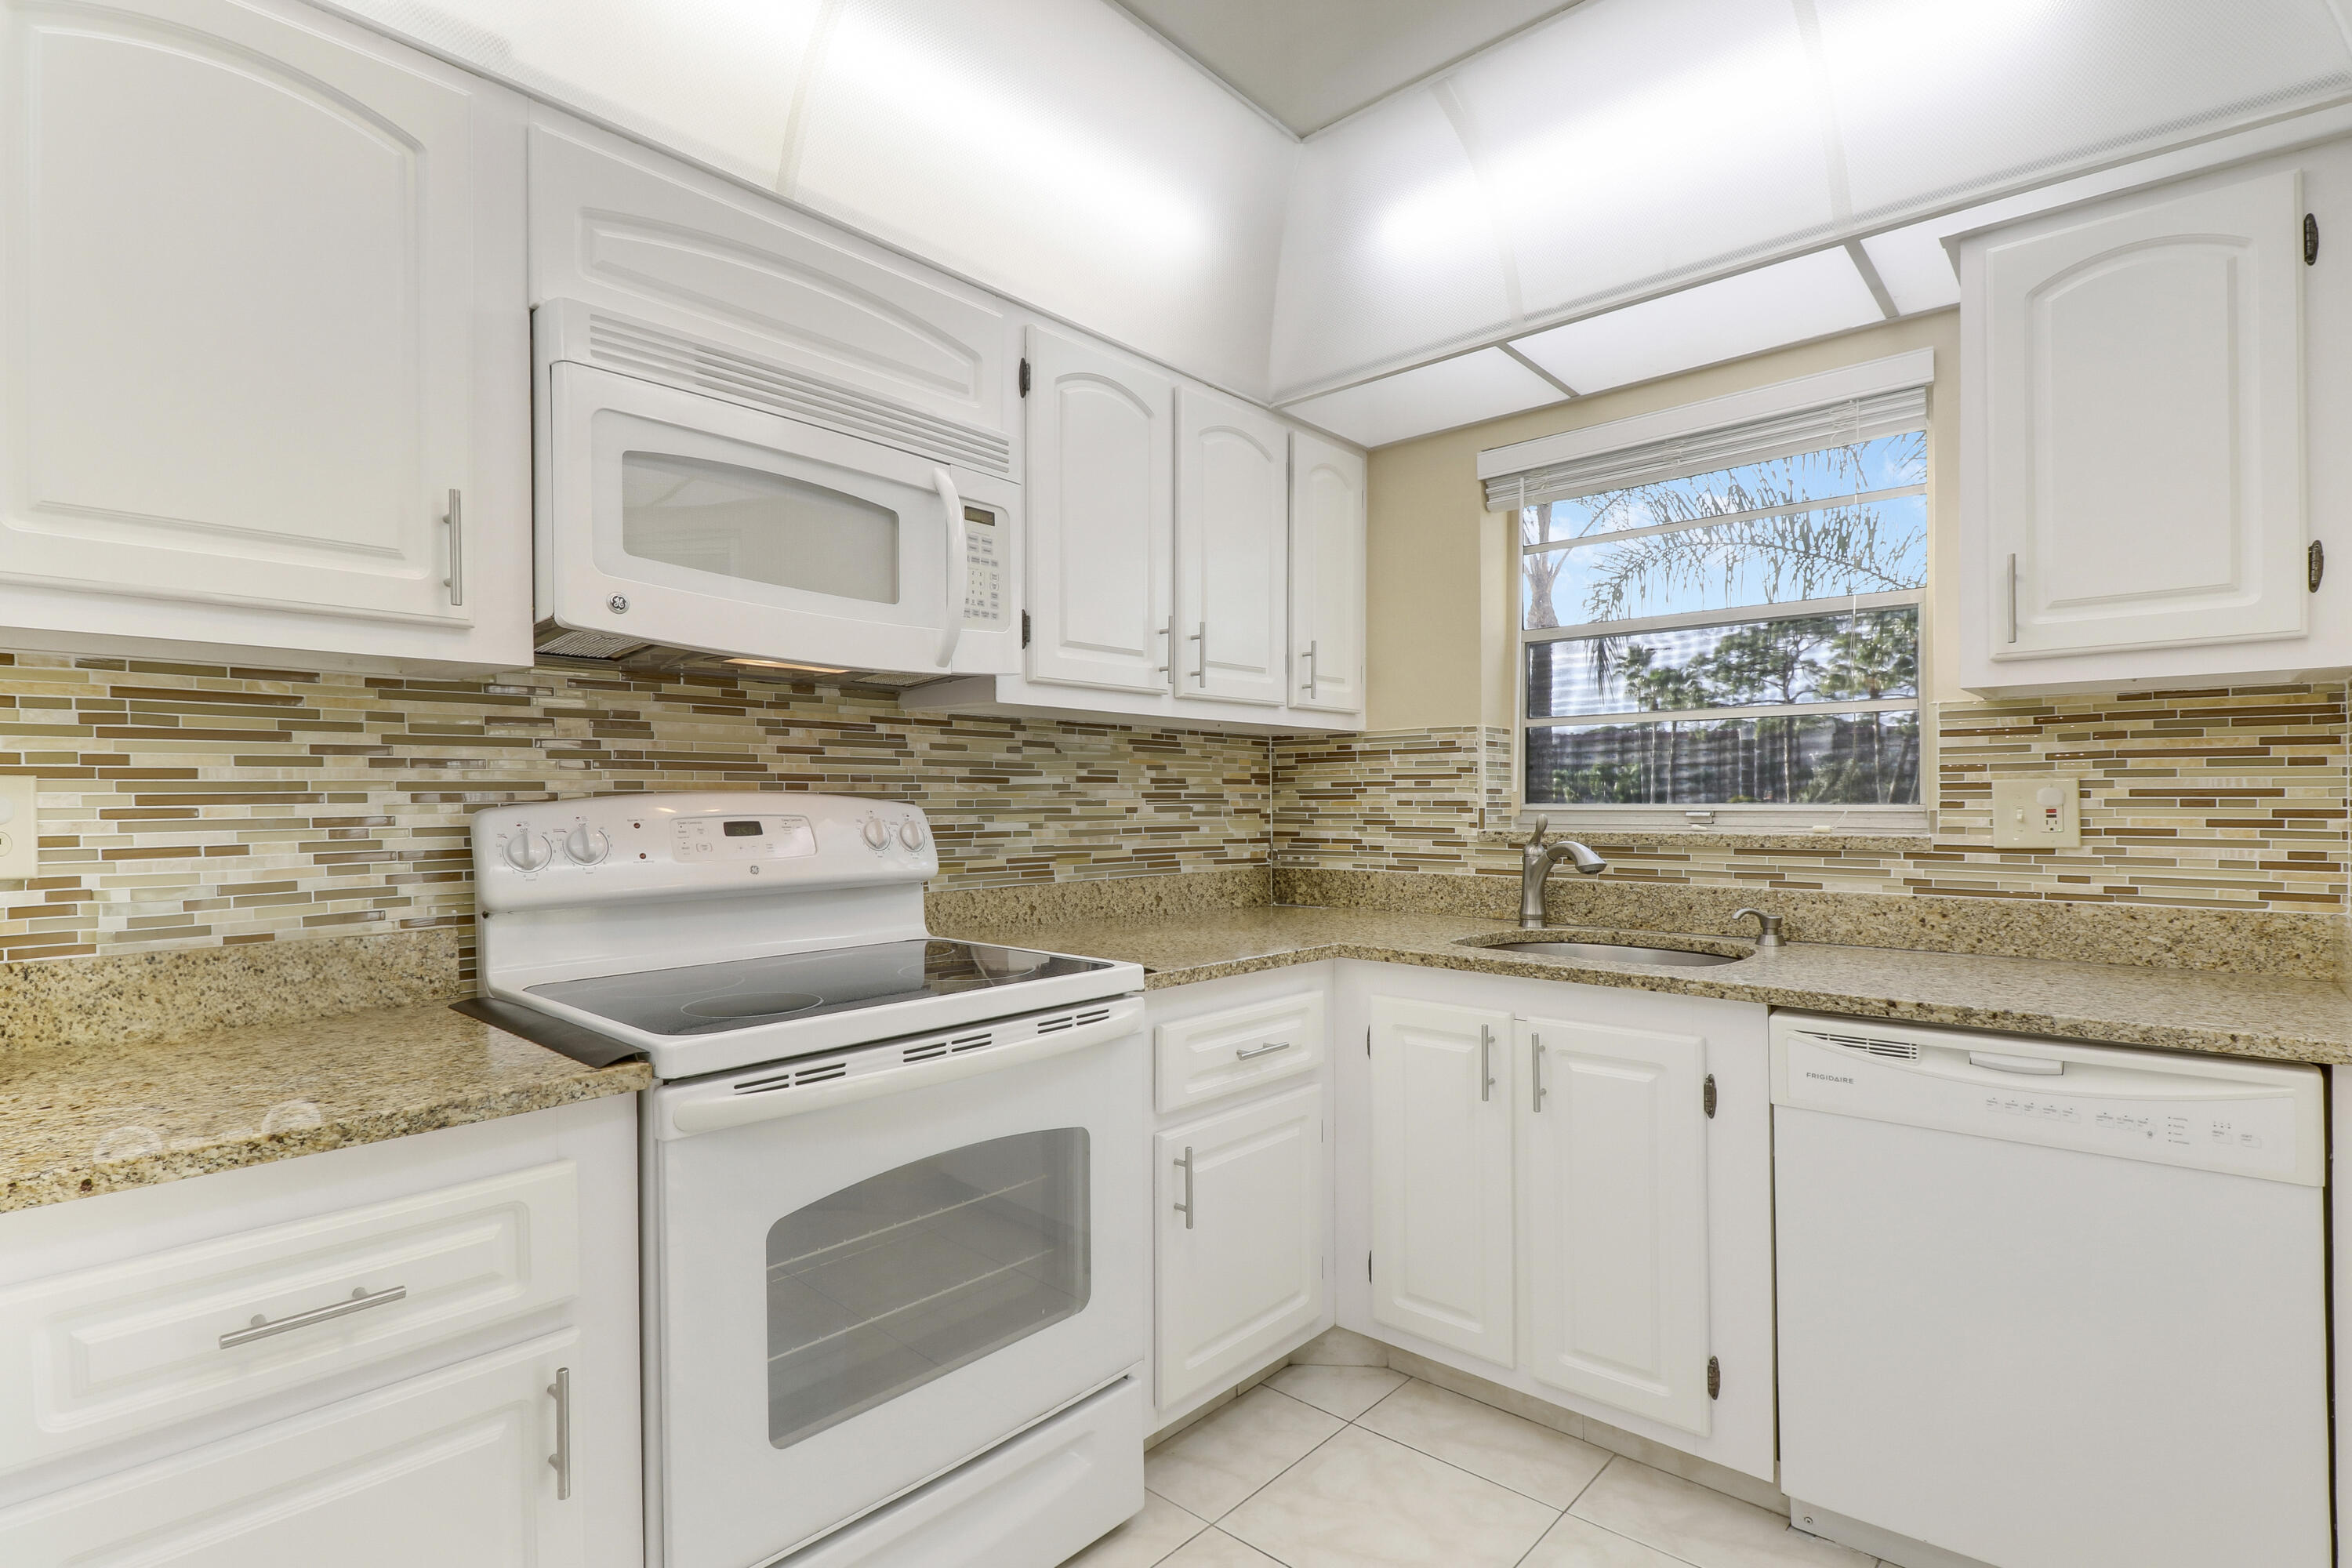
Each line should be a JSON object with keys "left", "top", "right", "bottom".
{"left": 1771, "top": 1011, "right": 2330, "bottom": 1568}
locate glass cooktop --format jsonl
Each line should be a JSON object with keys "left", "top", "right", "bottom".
{"left": 526, "top": 938, "right": 1111, "bottom": 1037}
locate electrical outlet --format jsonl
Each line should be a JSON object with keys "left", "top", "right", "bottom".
{"left": 1991, "top": 775, "right": 2081, "bottom": 850}
{"left": 0, "top": 777, "right": 36, "bottom": 877}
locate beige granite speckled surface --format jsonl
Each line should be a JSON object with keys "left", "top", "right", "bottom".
{"left": 1272, "top": 868, "right": 2345, "bottom": 979}
{"left": 924, "top": 866, "right": 1269, "bottom": 930}
{"left": 936, "top": 905, "right": 2352, "bottom": 1065}
{"left": 0, "top": 927, "right": 465, "bottom": 1055}
{"left": 0, "top": 1002, "right": 647, "bottom": 1213}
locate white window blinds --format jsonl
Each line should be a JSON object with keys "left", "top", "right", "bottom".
{"left": 1483, "top": 386, "right": 1928, "bottom": 512}
{"left": 1477, "top": 348, "right": 1935, "bottom": 514}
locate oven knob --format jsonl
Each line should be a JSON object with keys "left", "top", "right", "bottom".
{"left": 862, "top": 816, "right": 890, "bottom": 850}
{"left": 899, "top": 818, "right": 926, "bottom": 850}
{"left": 503, "top": 831, "right": 553, "bottom": 873}
{"left": 563, "top": 824, "right": 610, "bottom": 865}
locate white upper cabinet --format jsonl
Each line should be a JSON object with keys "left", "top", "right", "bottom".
{"left": 528, "top": 113, "right": 1018, "bottom": 482}
{"left": 1176, "top": 387, "right": 1289, "bottom": 706}
{"left": 1368, "top": 996, "right": 1515, "bottom": 1367}
{"left": 1517, "top": 1014, "right": 1712, "bottom": 1436}
{"left": 0, "top": 0, "right": 528, "bottom": 668}
{"left": 1024, "top": 328, "right": 1173, "bottom": 692}
{"left": 1960, "top": 157, "right": 2343, "bottom": 693}
{"left": 1287, "top": 432, "right": 1367, "bottom": 717}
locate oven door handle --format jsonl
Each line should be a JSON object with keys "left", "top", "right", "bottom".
{"left": 935, "top": 467, "right": 967, "bottom": 669}
{"left": 663, "top": 998, "right": 1143, "bottom": 1137}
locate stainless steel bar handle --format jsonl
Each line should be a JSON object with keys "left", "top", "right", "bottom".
{"left": 443, "top": 488, "right": 464, "bottom": 607}
{"left": 219, "top": 1283, "right": 407, "bottom": 1348}
{"left": 1173, "top": 1146, "right": 1195, "bottom": 1229}
{"left": 1530, "top": 1034, "right": 1547, "bottom": 1112}
{"left": 1301, "top": 641, "right": 1319, "bottom": 698}
{"left": 547, "top": 1366, "right": 572, "bottom": 1501}
{"left": 1156, "top": 618, "right": 1174, "bottom": 677}
{"left": 2005, "top": 553, "right": 2019, "bottom": 644}
{"left": 1479, "top": 1025, "right": 1494, "bottom": 1102}
{"left": 1235, "top": 1040, "right": 1292, "bottom": 1061}
{"left": 1190, "top": 622, "right": 1207, "bottom": 685}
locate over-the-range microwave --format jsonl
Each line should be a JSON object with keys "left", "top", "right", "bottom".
{"left": 531, "top": 299, "right": 1019, "bottom": 681}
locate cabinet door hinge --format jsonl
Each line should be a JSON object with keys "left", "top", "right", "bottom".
{"left": 2309, "top": 540, "right": 2325, "bottom": 593}
{"left": 1018, "top": 357, "right": 1032, "bottom": 396}
{"left": 1366, "top": 1027, "right": 1372, "bottom": 1057}
{"left": 1702, "top": 1073, "right": 1718, "bottom": 1119}
{"left": 1021, "top": 610, "right": 1032, "bottom": 647}
{"left": 1707, "top": 1356, "right": 1721, "bottom": 1399}
{"left": 2306, "top": 212, "right": 2319, "bottom": 265}
{"left": 1367, "top": 1251, "right": 1374, "bottom": 1283}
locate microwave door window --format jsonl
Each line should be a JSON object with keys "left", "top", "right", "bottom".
{"left": 621, "top": 452, "right": 900, "bottom": 604}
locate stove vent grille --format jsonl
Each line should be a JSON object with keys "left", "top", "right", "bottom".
{"left": 1803, "top": 1029, "right": 1921, "bottom": 1062}
{"left": 734, "top": 1058, "right": 850, "bottom": 1094}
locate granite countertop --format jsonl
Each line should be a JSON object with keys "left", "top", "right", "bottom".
{"left": 936, "top": 905, "right": 2352, "bottom": 1066}
{"left": 0, "top": 1001, "right": 649, "bottom": 1214}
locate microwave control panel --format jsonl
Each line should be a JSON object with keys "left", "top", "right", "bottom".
{"left": 963, "top": 506, "right": 1007, "bottom": 628}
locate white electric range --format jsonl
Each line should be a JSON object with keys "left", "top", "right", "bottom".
{"left": 472, "top": 792, "right": 1149, "bottom": 1568}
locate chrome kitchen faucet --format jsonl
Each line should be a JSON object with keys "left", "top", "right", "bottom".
{"left": 1518, "top": 815, "right": 1608, "bottom": 928}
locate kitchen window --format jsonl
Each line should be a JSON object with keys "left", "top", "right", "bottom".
{"left": 1486, "top": 354, "right": 1933, "bottom": 828}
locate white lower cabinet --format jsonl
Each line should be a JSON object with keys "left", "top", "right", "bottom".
{"left": 1518, "top": 1014, "right": 1712, "bottom": 1435}
{"left": 1367, "top": 996, "right": 1515, "bottom": 1366}
{"left": 1154, "top": 1085, "right": 1327, "bottom": 1412}
{"left": 0, "top": 1095, "right": 638, "bottom": 1568}
{"left": 1340, "top": 962, "right": 1773, "bottom": 1483}
{"left": 0, "top": 1332, "right": 583, "bottom": 1568}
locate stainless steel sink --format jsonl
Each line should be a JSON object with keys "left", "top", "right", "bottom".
{"left": 1486, "top": 940, "right": 1744, "bottom": 967}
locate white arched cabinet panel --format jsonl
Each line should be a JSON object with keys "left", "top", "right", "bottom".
{"left": 0, "top": 0, "right": 528, "bottom": 665}
{"left": 1024, "top": 328, "right": 1173, "bottom": 693}
{"left": 1517, "top": 1014, "right": 1711, "bottom": 1436}
{"left": 1971, "top": 168, "right": 2307, "bottom": 666}
{"left": 1176, "top": 387, "right": 1288, "bottom": 706}
{"left": 1287, "top": 431, "right": 1366, "bottom": 717}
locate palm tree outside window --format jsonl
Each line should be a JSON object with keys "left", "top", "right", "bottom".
{"left": 1519, "top": 428, "right": 1927, "bottom": 811}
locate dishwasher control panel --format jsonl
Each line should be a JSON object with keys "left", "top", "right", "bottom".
{"left": 1769, "top": 1013, "right": 2322, "bottom": 1185}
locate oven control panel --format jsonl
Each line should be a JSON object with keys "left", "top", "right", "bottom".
{"left": 474, "top": 792, "right": 937, "bottom": 910}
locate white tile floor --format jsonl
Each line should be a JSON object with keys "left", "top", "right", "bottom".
{"left": 1062, "top": 1373, "right": 1891, "bottom": 1568}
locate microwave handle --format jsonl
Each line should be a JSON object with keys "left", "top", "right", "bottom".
{"left": 935, "top": 468, "right": 967, "bottom": 668}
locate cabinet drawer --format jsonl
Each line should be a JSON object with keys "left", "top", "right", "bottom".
{"left": 1154, "top": 989, "right": 1325, "bottom": 1114}
{"left": 0, "top": 1160, "right": 579, "bottom": 1474}
{"left": 0, "top": 1331, "right": 581, "bottom": 1568}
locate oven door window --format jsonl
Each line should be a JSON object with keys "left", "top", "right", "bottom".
{"left": 622, "top": 450, "right": 900, "bottom": 604}
{"left": 764, "top": 1128, "right": 1091, "bottom": 1450}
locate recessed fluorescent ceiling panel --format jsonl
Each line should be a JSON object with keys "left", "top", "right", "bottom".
{"left": 1115, "top": 0, "right": 1575, "bottom": 135}
{"left": 1284, "top": 349, "right": 1561, "bottom": 448}
{"left": 1511, "top": 249, "right": 1884, "bottom": 396}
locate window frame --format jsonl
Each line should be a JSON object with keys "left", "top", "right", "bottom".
{"left": 1508, "top": 436, "right": 1932, "bottom": 833}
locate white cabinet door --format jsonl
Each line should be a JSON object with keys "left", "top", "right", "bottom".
{"left": 1176, "top": 387, "right": 1288, "bottom": 706}
{"left": 0, "top": 0, "right": 525, "bottom": 659}
{"left": 1976, "top": 168, "right": 2307, "bottom": 661}
{"left": 1287, "top": 431, "right": 1367, "bottom": 717}
{"left": 529, "top": 113, "right": 1018, "bottom": 480}
{"left": 0, "top": 1333, "right": 584, "bottom": 1568}
{"left": 1156, "top": 1086, "right": 1326, "bottom": 1412}
{"left": 1025, "top": 328, "right": 1174, "bottom": 693}
{"left": 1368, "top": 996, "right": 1515, "bottom": 1366}
{"left": 1518, "top": 1014, "right": 1711, "bottom": 1436}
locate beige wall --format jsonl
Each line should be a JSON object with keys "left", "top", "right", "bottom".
{"left": 1364, "top": 310, "right": 1963, "bottom": 731}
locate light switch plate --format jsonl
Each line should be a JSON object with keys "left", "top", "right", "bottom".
{"left": 0, "top": 777, "right": 36, "bottom": 877}
{"left": 1991, "top": 775, "right": 2081, "bottom": 849}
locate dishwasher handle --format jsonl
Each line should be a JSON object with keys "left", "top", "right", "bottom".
{"left": 1969, "top": 1050, "right": 2066, "bottom": 1076}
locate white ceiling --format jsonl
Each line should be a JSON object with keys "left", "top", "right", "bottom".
{"left": 1113, "top": 0, "right": 1578, "bottom": 136}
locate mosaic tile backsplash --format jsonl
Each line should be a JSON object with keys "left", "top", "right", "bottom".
{"left": 0, "top": 652, "right": 1269, "bottom": 970}
{"left": 1275, "top": 686, "right": 2348, "bottom": 913}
